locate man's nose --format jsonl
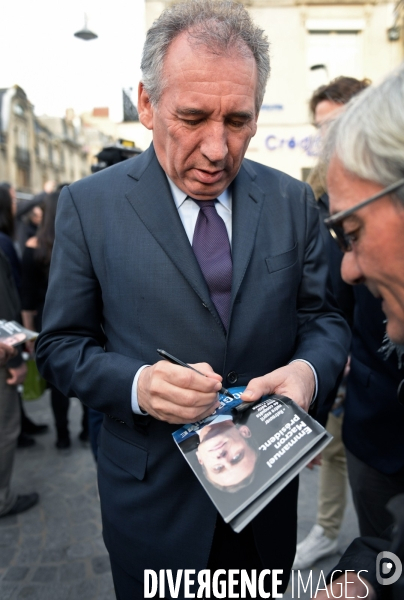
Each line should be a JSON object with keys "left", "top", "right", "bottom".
{"left": 200, "top": 123, "right": 228, "bottom": 164}
{"left": 341, "top": 251, "right": 365, "bottom": 286}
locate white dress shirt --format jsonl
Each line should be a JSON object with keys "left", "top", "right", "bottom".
{"left": 131, "top": 177, "right": 317, "bottom": 414}
{"left": 166, "top": 177, "right": 232, "bottom": 245}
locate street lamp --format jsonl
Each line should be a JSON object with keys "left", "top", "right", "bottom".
{"left": 309, "top": 63, "right": 329, "bottom": 92}
{"left": 74, "top": 14, "right": 98, "bottom": 41}
{"left": 387, "top": 25, "right": 400, "bottom": 41}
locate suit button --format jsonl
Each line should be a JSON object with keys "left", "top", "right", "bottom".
{"left": 227, "top": 371, "right": 238, "bottom": 384}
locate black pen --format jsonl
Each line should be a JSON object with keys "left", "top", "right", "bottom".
{"left": 157, "top": 349, "right": 235, "bottom": 399}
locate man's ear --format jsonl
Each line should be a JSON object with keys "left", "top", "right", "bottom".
{"left": 195, "top": 450, "right": 203, "bottom": 465}
{"left": 138, "top": 82, "right": 154, "bottom": 130}
{"left": 251, "top": 114, "right": 258, "bottom": 138}
{"left": 239, "top": 425, "right": 252, "bottom": 438}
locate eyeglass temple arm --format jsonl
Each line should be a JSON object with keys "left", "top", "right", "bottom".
{"left": 324, "top": 177, "right": 404, "bottom": 227}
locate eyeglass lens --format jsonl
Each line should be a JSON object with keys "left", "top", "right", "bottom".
{"left": 328, "top": 223, "right": 352, "bottom": 253}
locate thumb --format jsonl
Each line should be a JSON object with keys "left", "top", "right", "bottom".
{"left": 240, "top": 373, "right": 276, "bottom": 402}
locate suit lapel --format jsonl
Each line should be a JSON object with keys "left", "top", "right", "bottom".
{"left": 125, "top": 146, "right": 225, "bottom": 333}
{"left": 230, "top": 162, "right": 265, "bottom": 307}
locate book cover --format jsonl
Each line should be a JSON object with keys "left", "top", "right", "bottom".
{"left": 173, "top": 389, "right": 331, "bottom": 532}
{"left": 0, "top": 320, "right": 39, "bottom": 346}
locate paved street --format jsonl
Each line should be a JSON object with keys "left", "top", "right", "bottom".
{"left": 284, "top": 460, "right": 359, "bottom": 600}
{"left": 0, "top": 393, "right": 359, "bottom": 600}
{"left": 0, "top": 392, "right": 115, "bottom": 600}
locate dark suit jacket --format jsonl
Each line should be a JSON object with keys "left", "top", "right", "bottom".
{"left": 317, "top": 195, "right": 404, "bottom": 474}
{"left": 328, "top": 494, "right": 404, "bottom": 599}
{"left": 316, "top": 194, "right": 404, "bottom": 475}
{"left": 36, "top": 145, "right": 350, "bottom": 591}
{"left": 344, "top": 286, "right": 404, "bottom": 475}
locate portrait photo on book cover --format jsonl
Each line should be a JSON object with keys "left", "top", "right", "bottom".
{"left": 177, "top": 399, "right": 297, "bottom": 513}
{"left": 181, "top": 411, "right": 262, "bottom": 494}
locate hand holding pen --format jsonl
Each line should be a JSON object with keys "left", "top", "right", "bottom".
{"left": 157, "top": 350, "right": 234, "bottom": 399}
{"left": 136, "top": 350, "right": 224, "bottom": 424}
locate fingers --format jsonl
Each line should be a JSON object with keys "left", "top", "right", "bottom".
{"left": 6, "top": 365, "right": 27, "bottom": 387}
{"left": 2, "top": 343, "right": 17, "bottom": 357}
{"left": 0, "top": 343, "right": 17, "bottom": 367}
{"left": 144, "top": 392, "right": 220, "bottom": 424}
{"left": 153, "top": 361, "right": 222, "bottom": 393}
{"left": 190, "top": 362, "right": 222, "bottom": 382}
{"left": 306, "top": 454, "right": 322, "bottom": 470}
{"left": 137, "top": 361, "right": 221, "bottom": 424}
{"left": 145, "top": 393, "right": 220, "bottom": 424}
{"left": 240, "top": 363, "right": 315, "bottom": 412}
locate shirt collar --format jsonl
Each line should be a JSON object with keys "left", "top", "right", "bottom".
{"left": 166, "top": 175, "right": 232, "bottom": 213}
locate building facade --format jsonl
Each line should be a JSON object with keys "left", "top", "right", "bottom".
{"left": 0, "top": 86, "right": 89, "bottom": 194}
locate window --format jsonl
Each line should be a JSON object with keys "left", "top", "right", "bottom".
{"left": 307, "top": 24, "right": 364, "bottom": 93}
{"left": 39, "top": 141, "right": 47, "bottom": 162}
{"left": 18, "top": 128, "right": 28, "bottom": 150}
{"left": 53, "top": 147, "right": 59, "bottom": 167}
{"left": 13, "top": 103, "right": 24, "bottom": 116}
{"left": 17, "top": 166, "right": 30, "bottom": 190}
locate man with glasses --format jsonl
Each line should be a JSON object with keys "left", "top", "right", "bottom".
{"left": 325, "top": 176, "right": 404, "bottom": 345}
{"left": 324, "top": 75, "right": 404, "bottom": 347}
{"left": 313, "top": 65, "right": 404, "bottom": 599}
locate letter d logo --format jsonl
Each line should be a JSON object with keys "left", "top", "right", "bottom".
{"left": 376, "top": 551, "right": 402, "bottom": 586}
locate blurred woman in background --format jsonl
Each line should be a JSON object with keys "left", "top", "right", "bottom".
{"left": 21, "top": 192, "right": 88, "bottom": 450}
{"left": 0, "top": 186, "right": 20, "bottom": 292}
{"left": 0, "top": 184, "right": 48, "bottom": 445}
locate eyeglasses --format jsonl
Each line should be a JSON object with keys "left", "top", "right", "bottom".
{"left": 324, "top": 177, "right": 404, "bottom": 252}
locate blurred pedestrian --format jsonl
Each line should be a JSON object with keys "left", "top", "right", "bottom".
{"left": 0, "top": 185, "right": 20, "bottom": 292}
{"left": 0, "top": 247, "right": 39, "bottom": 517}
{"left": 21, "top": 205, "right": 43, "bottom": 244}
{"left": 21, "top": 192, "right": 88, "bottom": 449}
{"left": 0, "top": 184, "right": 47, "bottom": 445}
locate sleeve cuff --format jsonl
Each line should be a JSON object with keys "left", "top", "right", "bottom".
{"left": 289, "top": 359, "right": 318, "bottom": 405}
{"left": 131, "top": 365, "right": 150, "bottom": 415}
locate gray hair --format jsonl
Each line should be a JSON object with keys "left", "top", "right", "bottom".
{"left": 140, "top": 0, "right": 270, "bottom": 113}
{"left": 322, "top": 62, "right": 404, "bottom": 204}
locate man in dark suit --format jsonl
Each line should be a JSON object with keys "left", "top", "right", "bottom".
{"left": 36, "top": 1, "right": 350, "bottom": 597}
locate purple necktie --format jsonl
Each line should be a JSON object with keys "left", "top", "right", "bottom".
{"left": 192, "top": 200, "right": 232, "bottom": 329}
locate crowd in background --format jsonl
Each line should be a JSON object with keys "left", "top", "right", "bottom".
{"left": 0, "top": 180, "right": 91, "bottom": 518}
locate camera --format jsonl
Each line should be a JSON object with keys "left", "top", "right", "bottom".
{"left": 91, "top": 139, "right": 142, "bottom": 173}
